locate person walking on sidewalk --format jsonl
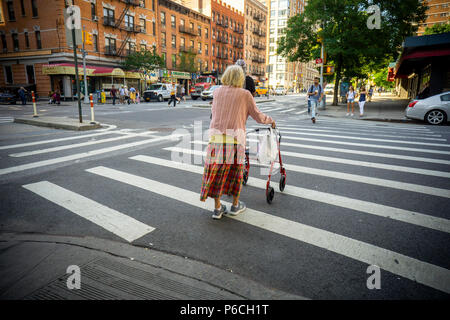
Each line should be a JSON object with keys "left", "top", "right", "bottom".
{"left": 18, "top": 87, "right": 27, "bottom": 105}
{"left": 346, "top": 86, "right": 357, "bottom": 116}
{"left": 368, "top": 87, "right": 373, "bottom": 102}
{"left": 110, "top": 85, "right": 117, "bottom": 105}
{"left": 119, "top": 86, "right": 125, "bottom": 104}
{"left": 307, "top": 77, "right": 323, "bottom": 124}
{"left": 358, "top": 87, "right": 367, "bottom": 117}
{"left": 201, "top": 65, "right": 275, "bottom": 219}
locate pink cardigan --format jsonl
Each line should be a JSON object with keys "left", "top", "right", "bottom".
{"left": 209, "top": 86, "right": 273, "bottom": 146}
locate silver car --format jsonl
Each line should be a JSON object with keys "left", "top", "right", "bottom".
{"left": 405, "top": 92, "right": 450, "bottom": 125}
{"left": 201, "top": 85, "right": 220, "bottom": 100}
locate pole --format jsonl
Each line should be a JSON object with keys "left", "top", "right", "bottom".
{"left": 89, "top": 93, "right": 95, "bottom": 124}
{"left": 72, "top": 26, "right": 83, "bottom": 123}
{"left": 82, "top": 28, "right": 89, "bottom": 104}
{"left": 32, "top": 91, "right": 38, "bottom": 117}
{"left": 320, "top": 42, "right": 325, "bottom": 110}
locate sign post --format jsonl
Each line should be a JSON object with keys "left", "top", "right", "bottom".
{"left": 65, "top": 5, "right": 83, "bottom": 123}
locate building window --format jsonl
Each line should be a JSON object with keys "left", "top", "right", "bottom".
{"left": 152, "top": 0, "right": 155, "bottom": 11}
{"left": 7, "top": 1, "right": 15, "bottom": 21}
{"left": 152, "top": 21, "right": 155, "bottom": 35}
{"left": 4, "top": 66, "right": 13, "bottom": 84}
{"left": 125, "top": 15, "right": 134, "bottom": 29}
{"left": 161, "top": 52, "right": 166, "bottom": 67}
{"left": 105, "top": 37, "right": 116, "bottom": 53}
{"left": 171, "top": 15, "right": 176, "bottom": 28}
{"left": 1, "top": 34, "right": 7, "bottom": 52}
{"left": 205, "top": 28, "right": 208, "bottom": 39}
{"left": 25, "top": 32, "right": 29, "bottom": 48}
{"left": 198, "top": 26, "right": 201, "bottom": 36}
{"left": 189, "top": 40, "right": 194, "bottom": 49}
{"left": 31, "top": 0, "right": 38, "bottom": 17}
{"left": 197, "top": 42, "right": 201, "bottom": 54}
{"left": 205, "top": 44, "right": 208, "bottom": 55}
{"left": 180, "top": 19, "right": 185, "bottom": 27}
{"left": 12, "top": 33, "right": 19, "bottom": 51}
{"left": 140, "top": 18, "right": 146, "bottom": 33}
{"left": 91, "top": 3, "right": 96, "bottom": 19}
{"left": 26, "top": 65, "right": 35, "bottom": 84}
{"left": 189, "top": 22, "right": 194, "bottom": 30}
{"left": 103, "top": 8, "right": 114, "bottom": 25}
{"left": 93, "top": 34, "right": 98, "bottom": 52}
{"left": 171, "top": 54, "right": 176, "bottom": 68}
{"left": 161, "top": 32, "right": 166, "bottom": 48}
{"left": 160, "top": 12, "right": 166, "bottom": 25}
{"left": 180, "top": 37, "right": 185, "bottom": 49}
{"left": 171, "top": 34, "right": 176, "bottom": 48}
{"left": 20, "top": 0, "right": 26, "bottom": 16}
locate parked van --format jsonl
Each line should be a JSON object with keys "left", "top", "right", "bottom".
{"left": 143, "top": 83, "right": 174, "bottom": 102}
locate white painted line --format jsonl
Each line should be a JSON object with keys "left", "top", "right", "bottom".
{"left": 279, "top": 108, "right": 297, "bottom": 113}
{"left": 87, "top": 165, "right": 450, "bottom": 294}
{"left": 258, "top": 107, "right": 279, "bottom": 112}
{"left": 23, "top": 181, "right": 154, "bottom": 242}
{"left": 274, "top": 127, "right": 446, "bottom": 141}
{"left": 276, "top": 124, "right": 440, "bottom": 137}
{"left": 244, "top": 136, "right": 450, "bottom": 166}
{"left": 0, "top": 134, "right": 186, "bottom": 177}
{"left": 295, "top": 110, "right": 308, "bottom": 115}
{"left": 251, "top": 131, "right": 450, "bottom": 148}
{"left": 163, "top": 147, "right": 450, "bottom": 229}
{"left": 277, "top": 135, "right": 450, "bottom": 155}
{"left": 265, "top": 107, "right": 284, "bottom": 112}
{"left": 9, "top": 131, "right": 158, "bottom": 157}
{"left": 0, "top": 124, "right": 118, "bottom": 150}
{"left": 310, "top": 119, "right": 430, "bottom": 131}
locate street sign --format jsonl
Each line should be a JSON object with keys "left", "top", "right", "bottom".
{"left": 64, "top": 6, "right": 81, "bottom": 48}
{"left": 315, "top": 58, "right": 323, "bottom": 65}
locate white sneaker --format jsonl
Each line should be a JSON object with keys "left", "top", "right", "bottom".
{"left": 346, "top": 113, "right": 349, "bottom": 116}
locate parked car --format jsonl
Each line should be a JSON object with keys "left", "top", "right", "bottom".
{"left": 406, "top": 91, "right": 450, "bottom": 125}
{"left": 274, "top": 86, "right": 287, "bottom": 95}
{"left": 255, "top": 86, "right": 269, "bottom": 97}
{"left": 143, "top": 83, "right": 174, "bottom": 102}
{"left": 201, "top": 85, "right": 220, "bottom": 100}
{"left": 0, "top": 91, "right": 16, "bottom": 104}
{"left": 325, "top": 83, "right": 334, "bottom": 95}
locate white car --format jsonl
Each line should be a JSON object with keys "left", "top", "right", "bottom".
{"left": 406, "top": 91, "right": 450, "bottom": 125}
{"left": 324, "top": 84, "right": 334, "bottom": 95}
{"left": 143, "top": 83, "right": 174, "bottom": 102}
{"left": 201, "top": 85, "right": 220, "bottom": 100}
{"left": 274, "top": 87, "right": 287, "bottom": 95}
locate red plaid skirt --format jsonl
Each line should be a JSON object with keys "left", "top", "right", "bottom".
{"left": 200, "top": 142, "right": 245, "bottom": 201}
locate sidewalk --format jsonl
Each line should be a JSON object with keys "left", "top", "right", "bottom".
{"left": 0, "top": 232, "right": 307, "bottom": 300}
{"left": 319, "top": 93, "right": 412, "bottom": 123}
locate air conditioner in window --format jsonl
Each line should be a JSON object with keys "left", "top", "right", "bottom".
{"left": 93, "top": 16, "right": 99, "bottom": 22}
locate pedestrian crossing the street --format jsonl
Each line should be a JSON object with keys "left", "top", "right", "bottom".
{"left": 2, "top": 119, "right": 450, "bottom": 297}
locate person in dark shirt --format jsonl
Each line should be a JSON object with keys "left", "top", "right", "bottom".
{"left": 235, "top": 59, "right": 256, "bottom": 97}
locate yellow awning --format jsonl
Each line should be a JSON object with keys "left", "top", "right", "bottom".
{"left": 124, "top": 71, "right": 142, "bottom": 79}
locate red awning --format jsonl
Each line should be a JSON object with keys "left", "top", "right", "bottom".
{"left": 401, "top": 49, "right": 450, "bottom": 61}
{"left": 41, "top": 63, "right": 125, "bottom": 76}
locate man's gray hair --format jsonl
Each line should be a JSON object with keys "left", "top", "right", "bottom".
{"left": 235, "top": 59, "right": 247, "bottom": 72}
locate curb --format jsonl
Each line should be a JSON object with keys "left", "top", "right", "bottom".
{"left": 0, "top": 232, "right": 308, "bottom": 300}
{"left": 14, "top": 117, "right": 102, "bottom": 131}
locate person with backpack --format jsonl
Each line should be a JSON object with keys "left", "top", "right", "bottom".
{"left": 307, "top": 77, "right": 323, "bottom": 124}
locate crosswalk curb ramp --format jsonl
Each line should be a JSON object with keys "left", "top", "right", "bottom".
{"left": 0, "top": 233, "right": 305, "bottom": 300}
{"left": 14, "top": 116, "right": 102, "bottom": 131}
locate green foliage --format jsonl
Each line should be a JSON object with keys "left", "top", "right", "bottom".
{"left": 177, "top": 50, "right": 198, "bottom": 73}
{"left": 277, "top": 0, "right": 427, "bottom": 104}
{"left": 424, "top": 23, "right": 450, "bottom": 35}
{"left": 121, "top": 46, "right": 164, "bottom": 78}
{"left": 373, "top": 68, "right": 395, "bottom": 88}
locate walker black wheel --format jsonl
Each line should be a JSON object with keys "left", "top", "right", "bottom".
{"left": 243, "top": 170, "right": 249, "bottom": 185}
{"left": 279, "top": 175, "right": 286, "bottom": 192}
{"left": 266, "top": 186, "right": 275, "bottom": 204}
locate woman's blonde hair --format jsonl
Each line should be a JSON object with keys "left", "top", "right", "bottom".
{"left": 221, "top": 65, "right": 245, "bottom": 88}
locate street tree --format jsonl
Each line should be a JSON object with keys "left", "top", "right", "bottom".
{"left": 121, "top": 46, "right": 164, "bottom": 84}
{"left": 177, "top": 50, "right": 199, "bottom": 73}
{"left": 277, "top": 0, "right": 427, "bottom": 105}
{"left": 424, "top": 22, "right": 450, "bottom": 35}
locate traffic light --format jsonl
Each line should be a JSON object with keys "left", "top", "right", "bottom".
{"left": 82, "top": 31, "right": 93, "bottom": 45}
{"left": 324, "top": 65, "right": 334, "bottom": 75}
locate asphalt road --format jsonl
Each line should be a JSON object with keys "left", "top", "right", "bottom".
{"left": 1, "top": 94, "right": 449, "bottom": 299}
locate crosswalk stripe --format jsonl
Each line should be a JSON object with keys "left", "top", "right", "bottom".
{"left": 295, "top": 110, "right": 308, "bottom": 115}
{"left": 272, "top": 126, "right": 445, "bottom": 141}
{"left": 311, "top": 119, "right": 430, "bottom": 131}
{"left": 0, "top": 127, "right": 119, "bottom": 151}
{"left": 244, "top": 137, "right": 450, "bottom": 165}
{"left": 265, "top": 107, "right": 284, "bottom": 112}
{"left": 164, "top": 146, "right": 450, "bottom": 214}
{"left": 249, "top": 131, "right": 450, "bottom": 148}
{"left": 279, "top": 108, "right": 297, "bottom": 113}
{"left": 86, "top": 165, "right": 450, "bottom": 294}
{"left": 191, "top": 140, "right": 450, "bottom": 176}
{"left": 273, "top": 124, "right": 439, "bottom": 137}
{"left": 0, "top": 134, "right": 186, "bottom": 177}
{"left": 9, "top": 131, "right": 158, "bottom": 157}
{"left": 277, "top": 135, "right": 450, "bottom": 155}
{"left": 23, "top": 181, "right": 155, "bottom": 242}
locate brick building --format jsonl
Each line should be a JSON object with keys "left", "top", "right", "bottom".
{"left": 417, "top": 0, "right": 450, "bottom": 36}
{"left": 211, "top": 0, "right": 244, "bottom": 75}
{"left": 157, "top": 0, "right": 211, "bottom": 84}
{"left": 244, "top": 0, "right": 267, "bottom": 84}
{"left": 0, "top": 0, "right": 158, "bottom": 99}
